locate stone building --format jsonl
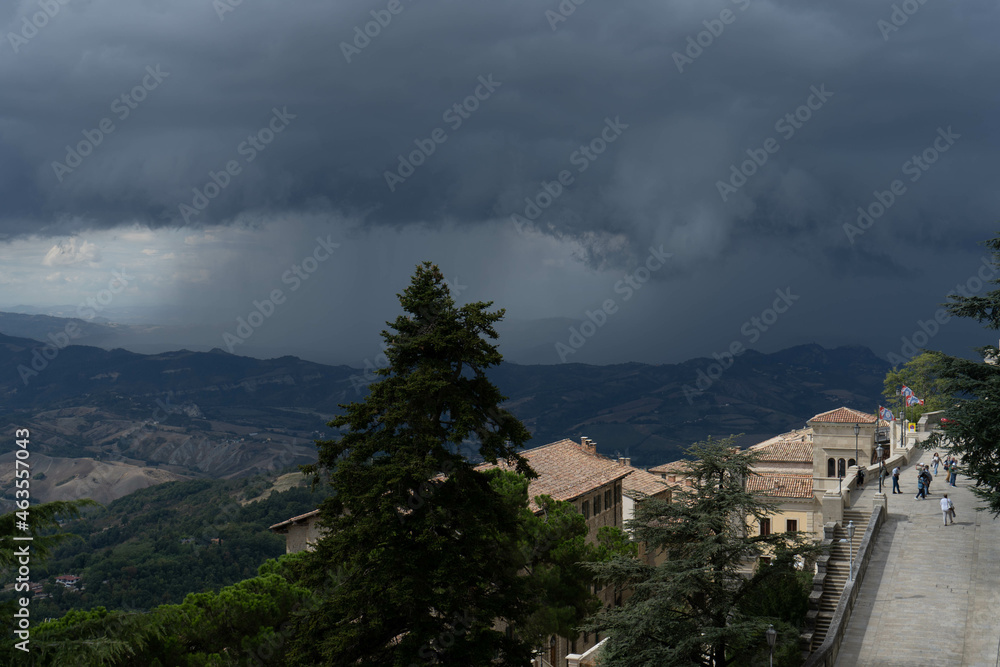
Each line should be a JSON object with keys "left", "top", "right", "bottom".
{"left": 648, "top": 407, "right": 886, "bottom": 544}
{"left": 477, "top": 436, "right": 633, "bottom": 666}
{"left": 268, "top": 509, "right": 322, "bottom": 554}
{"left": 268, "top": 435, "right": 647, "bottom": 666}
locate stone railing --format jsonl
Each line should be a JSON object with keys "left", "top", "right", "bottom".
{"left": 801, "top": 503, "right": 886, "bottom": 667}
{"left": 567, "top": 638, "right": 606, "bottom": 667}
{"left": 801, "top": 522, "right": 837, "bottom": 650}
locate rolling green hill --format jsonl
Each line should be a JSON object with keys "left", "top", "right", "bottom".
{"left": 1, "top": 471, "right": 329, "bottom": 618}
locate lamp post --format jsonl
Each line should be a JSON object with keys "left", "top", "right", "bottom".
{"left": 766, "top": 624, "right": 776, "bottom": 667}
{"left": 876, "top": 443, "right": 885, "bottom": 494}
{"left": 853, "top": 422, "right": 860, "bottom": 471}
{"left": 847, "top": 519, "right": 856, "bottom": 581}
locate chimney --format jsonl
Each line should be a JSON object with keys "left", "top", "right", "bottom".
{"left": 617, "top": 457, "right": 625, "bottom": 465}
{"left": 625, "top": 457, "right": 631, "bottom": 467}
{"left": 580, "top": 436, "right": 596, "bottom": 453}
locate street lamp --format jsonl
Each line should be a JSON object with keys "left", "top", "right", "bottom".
{"left": 847, "top": 520, "right": 856, "bottom": 581}
{"left": 876, "top": 443, "right": 885, "bottom": 494}
{"left": 853, "top": 423, "right": 860, "bottom": 473}
{"left": 766, "top": 624, "right": 777, "bottom": 667}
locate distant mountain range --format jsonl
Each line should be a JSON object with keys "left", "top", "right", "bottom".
{"left": 0, "top": 314, "right": 892, "bottom": 479}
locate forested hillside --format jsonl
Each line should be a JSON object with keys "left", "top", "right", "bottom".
{"left": 0, "top": 472, "right": 328, "bottom": 617}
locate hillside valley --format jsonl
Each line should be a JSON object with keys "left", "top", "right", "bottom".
{"left": 0, "top": 320, "right": 893, "bottom": 502}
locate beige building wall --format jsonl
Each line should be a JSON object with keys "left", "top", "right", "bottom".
{"left": 544, "top": 478, "right": 624, "bottom": 666}
{"left": 752, "top": 506, "right": 814, "bottom": 539}
{"left": 576, "top": 479, "right": 625, "bottom": 538}
{"left": 811, "top": 422, "right": 876, "bottom": 494}
{"left": 281, "top": 517, "right": 324, "bottom": 554}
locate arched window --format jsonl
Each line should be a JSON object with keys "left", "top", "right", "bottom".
{"left": 828, "top": 458, "right": 836, "bottom": 477}
{"left": 838, "top": 458, "right": 846, "bottom": 477}
{"left": 848, "top": 458, "right": 856, "bottom": 469}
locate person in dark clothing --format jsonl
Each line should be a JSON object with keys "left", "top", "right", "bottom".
{"left": 920, "top": 467, "right": 933, "bottom": 496}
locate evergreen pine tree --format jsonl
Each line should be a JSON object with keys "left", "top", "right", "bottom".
{"left": 585, "top": 436, "right": 819, "bottom": 667}
{"left": 292, "top": 262, "right": 538, "bottom": 665}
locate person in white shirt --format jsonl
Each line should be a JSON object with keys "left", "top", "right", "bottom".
{"left": 941, "top": 494, "right": 955, "bottom": 525}
{"left": 891, "top": 466, "right": 901, "bottom": 494}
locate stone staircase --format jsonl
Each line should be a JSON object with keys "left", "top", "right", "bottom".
{"left": 810, "top": 510, "right": 871, "bottom": 651}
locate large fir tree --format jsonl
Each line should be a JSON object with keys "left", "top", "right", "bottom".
{"left": 291, "top": 262, "right": 540, "bottom": 665}
{"left": 585, "top": 436, "right": 819, "bottom": 667}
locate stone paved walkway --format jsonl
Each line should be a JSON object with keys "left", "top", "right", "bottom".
{"left": 835, "top": 450, "right": 1000, "bottom": 667}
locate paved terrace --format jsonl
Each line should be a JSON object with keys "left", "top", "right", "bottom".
{"left": 835, "top": 450, "right": 1000, "bottom": 667}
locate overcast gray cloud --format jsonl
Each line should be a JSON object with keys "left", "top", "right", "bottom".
{"left": 0, "top": 0, "right": 997, "bottom": 368}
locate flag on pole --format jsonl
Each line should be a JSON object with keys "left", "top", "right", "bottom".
{"left": 900, "top": 385, "right": 914, "bottom": 398}
{"left": 879, "top": 406, "right": 895, "bottom": 421}
{"left": 906, "top": 394, "right": 924, "bottom": 406}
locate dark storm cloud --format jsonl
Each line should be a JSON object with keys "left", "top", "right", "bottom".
{"left": 0, "top": 0, "right": 995, "bottom": 272}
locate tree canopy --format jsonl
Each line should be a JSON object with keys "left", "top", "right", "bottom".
{"left": 292, "top": 262, "right": 627, "bottom": 664}
{"left": 920, "top": 234, "right": 1000, "bottom": 514}
{"left": 882, "top": 351, "right": 950, "bottom": 422}
{"left": 585, "top": 435, "right": 819, "bottom": 667}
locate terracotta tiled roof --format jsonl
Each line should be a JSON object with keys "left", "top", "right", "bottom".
{"left": 648, "top": 460, "right": 693, "bottom": 475}
{"left": 750, "top": 441, "right": 813, "bottom": 463}
{"left": 477, "top": 439, "right": 631, "bottom": 512}
{"left": 745, "top": 474, "right": 814, "bottom": 499}
{"left": 809, "top": 407, "right": 876, "bottom": 424}
{"left": 751, "top": 428, "right": 813, "bottom": 447}
{"left": 622, "top": 468, "right": 672, "bottom": 499}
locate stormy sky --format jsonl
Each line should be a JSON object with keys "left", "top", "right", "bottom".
{"left": 0, "top": 0, "right": 998, "bottom": 368}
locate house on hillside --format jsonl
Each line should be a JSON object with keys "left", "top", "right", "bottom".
{"left": 268, "top": 509, "right": 322, "bottom": 554}
{"left": 55, "top": 575, "right": 81, "bottom": 589}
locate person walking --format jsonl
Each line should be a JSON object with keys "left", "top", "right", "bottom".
{"left": 941, "top": 494, "right": 955, "bottom": 525}
{"left": 920, "top": 466, "right": 933, "bottom": 496}
{"left": 916, "top": 476, "right": 926, "bottom": 500}
{"left": 932, "top": 452, "right": 941, "bottom": 475}
{"left": 892, "top": 466, "right": 901, "bottom": 494}
{"left": 949, "top": 457, "right": 959, "bottom": 487}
